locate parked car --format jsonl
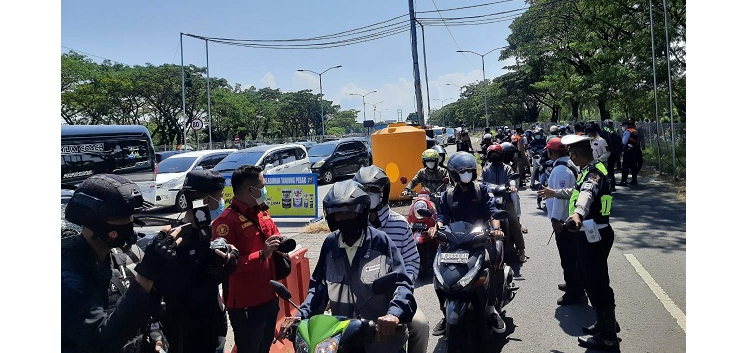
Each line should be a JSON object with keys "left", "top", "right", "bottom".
{"left": 155, "top": 149, "right": 236, "bottom": 210}
{"left": 296, "top": 140, "right": 318, "bottom": 151}
{"left": 61, "top": 124, "right": 158, "bottom": 207}
{"left": 212, "top": 144, "right": 311, "bottom": 180}
{"left": 446, "top": 127, "right": 456, "bottom": 144}
{"left": 308, "top": 138, "right": 370, "bottom": 184}
{"left": 155, "top": 150, "right": 187, "bottom": 163}
{"left": 348, "top": 136, "right": 373, "bottom": 164}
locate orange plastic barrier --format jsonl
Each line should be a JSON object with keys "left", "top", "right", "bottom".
{"left": 229, "top": 247, "right": 311, "bottom": 353}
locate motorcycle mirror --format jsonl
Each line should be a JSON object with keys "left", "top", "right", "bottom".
{"left": 270, "top": 280, "right": 292, "bottom": 300}
{"left": 399, "top": 176, "right": 408, "bottom": 184}
{"left": 416, "top": 208, "right": 433, "bottom": 218}
{"left": 491, "top": 210, "right": 510, "bottom": 221}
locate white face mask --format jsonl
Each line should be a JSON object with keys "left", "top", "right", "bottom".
{"left": 425, "top": 161, "right": 436, "bottom": 169}
{"left": 459, "top": 171, "right": 473, "bottom": 183}
{"left": 368, "top": 193, "right": 380, "bottom": 210}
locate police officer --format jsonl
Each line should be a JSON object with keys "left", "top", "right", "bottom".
{"left": 159, "top": 169, "right": 239, "bottom": 353}
{"left": 619, "top": 121, "right": 643, "bottom": 186}
{"left": 560, "top": 135, "right": 621, "bottom": 351}
{"left": 62, "top": 174, "right": 182, "bottom": 353}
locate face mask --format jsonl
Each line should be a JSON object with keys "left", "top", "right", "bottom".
{"left": 459, "top": 171, "right": 473, "bottom": 184}
{"left": 210, "top": 197, "right": 225, "bottom": 221}
{"left": 368, "top": 193, "right": 380, "bottom": 210}
{"left": 338, "top": 220, "right": 364, "bottom": 246}
{"left": 489, "top": 156, "right": 503, "bottom": 164}
{"left": 250, "top": 185, "right": 268, "bottom": 205}
{"left": 94, "top": 222, "right": 135, "bottom": 249}
{"left": 425, "top": 161, "right": 436, "bottom": 169}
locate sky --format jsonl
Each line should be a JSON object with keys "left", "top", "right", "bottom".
{"left": 60, "top": 0, "right": 524, "bottom": 124}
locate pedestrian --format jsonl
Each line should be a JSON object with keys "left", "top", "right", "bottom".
{"left": 62, "top": 174, "right": 180, "bottom": 353}
{"left": 619, "top": 121, "right": 643, "bottom": 186}
{"left": 601, "top": 120, "right": 622, "bottom": 191}
{"left": 561, "top": 134, "right": 621, "bottom": 351}
{"left": 354, "top": 166, "right": 430, "bottom": 353}
{"left": 211, "top": 165, "right": 287, "bottom": 353}
{"left": 537, "top": 137, "right": 586, "bottom": 306}
{"left": 585, "top": 123, "right": 611, "bottom": 167}
{"left": 278, "top": 180, "right": 416, "bottom": 353}
{"left": 158, "top": 170, "right": 239, "bottom": 353}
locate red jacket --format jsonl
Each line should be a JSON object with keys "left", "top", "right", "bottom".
{"left": 211, "top": 199, "right": 280, "bottom": 309}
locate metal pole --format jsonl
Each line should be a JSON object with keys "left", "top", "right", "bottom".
{"left": 180, "top": 33, "right": 187, "bottom": 146}
{"left": 648, "top": 0, "right": 662, "bottom": 173}
{"left": 417, "top": 20, "right": 431, "bottom": 125}
{"left": 662, "top": 0, "right": 677, "bottom": 179}
{"left": 319, "top": 74, "right": 325, "bottom": 136}
{"left": 481, "top": 55, "right": 489, "bottom": 128}
{"left": 205, "top": 39, "right": 212, "bottom": 150}
{"left": 408, "top": 0, "right": 425, "bottom": 128}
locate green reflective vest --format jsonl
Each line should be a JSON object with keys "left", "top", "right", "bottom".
{"left": 569, "top": 162, "right": 612, "bottom": 224}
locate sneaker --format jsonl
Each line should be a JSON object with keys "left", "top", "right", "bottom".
{"left": 488, "top": 311, "right": 506, "bottom": 333}
{"left": 431, "top": 318, "right": 446, "bottom": 336}
{"left": 617, "top": 181, "right": 628, "bottom": 186}
{"left": 577, "top": 334, "right": 621, "bottom": 352}
{"left": 558, "top": 283, "right": 568, "bottom": 292}
{"left": 557, "top": 293, "right": 586, "bottom": 305}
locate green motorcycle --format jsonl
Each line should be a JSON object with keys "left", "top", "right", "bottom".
{"left": 271, "top": 274, "right": 408, "bottom": 353}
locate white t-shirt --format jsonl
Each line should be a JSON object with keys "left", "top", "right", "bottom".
{"left": 590, "top": 135, "right": 611, "bottom": 163}
{"left": 545, "top": 156, "right": 577, "bottom": 221}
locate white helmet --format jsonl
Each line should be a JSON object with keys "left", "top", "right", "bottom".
{"left": 549, "top": 125, "right": 559, "bottom": 134}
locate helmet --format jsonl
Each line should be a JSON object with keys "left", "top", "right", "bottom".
{"left": 549, "top": 125, "right": 559, "bottom": 134}
{"left": 421, "top": 149, "right": 440, "bottom": 169}
{"left": 431, "top": 145, "right": 446, "bottom": 165}
{"left": 352, "top": 165, "right": 391, "bottom": 210}
{"left": 65, "top": 174, "right": 144, "bottom": 231}
{"left": 446, "top": 151, "right": 478, "bottom": 184}
{"left": 486, "top": 143, "right": 503, "bottom": 160}
{"left": 323, "top": 180, "right": 370, "bottom": 233}
{"left": 483, "top": 133, "right": 492, "bottom": 141}
{"left": 499, "top": 142, "right": 517, "bottom": 163}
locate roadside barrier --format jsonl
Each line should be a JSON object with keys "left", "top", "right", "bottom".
{"left": 229, "top": 247, "right": 311, "bottom": 353}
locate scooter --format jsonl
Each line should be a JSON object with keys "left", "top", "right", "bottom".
{"left": 271, "top": 274, "right": 409, "bottom": 353}
{"left": 400, "top": 176, "right": 449, "bottom": 278}
{"left": 418, "top": 208, "right": 518, "bottom": 353}
{"left": 482, "top": 174, "right": 523, "bottom": 265}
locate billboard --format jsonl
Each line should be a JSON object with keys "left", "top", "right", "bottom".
{"left": 222, "top": 173, "right": 318, "bottom": 218}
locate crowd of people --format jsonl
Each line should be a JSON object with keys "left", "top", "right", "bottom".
{"left": 61, "top": 119, "right": 634, "bottom": 352}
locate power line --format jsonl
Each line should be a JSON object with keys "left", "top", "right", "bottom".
{"left": 61, "top": 46, "right": 129, "bottom": 66}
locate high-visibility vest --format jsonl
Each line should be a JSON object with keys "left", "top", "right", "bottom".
{"left": 569, "top": 162, "right": 612, "bottom": 224}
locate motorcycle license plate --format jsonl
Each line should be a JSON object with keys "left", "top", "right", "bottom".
{"left": 440, "top": 251, "right": 470, "bottom": 264}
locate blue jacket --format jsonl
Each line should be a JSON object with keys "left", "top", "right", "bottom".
{"left": 299, "top": 226, "right": 416, "bottom": 323}
{"left": 437, "top": 182, "right": 498, "bottom": 226}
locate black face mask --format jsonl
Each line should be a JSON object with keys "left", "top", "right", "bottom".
{"left": 489, "top": 155, "right": 503, "bottom": 164}
{"left": 338, "top": 220, "right": 364, "bottom": 246}
{"left": 94, "top": 222, "right": 135, "bottom": 249}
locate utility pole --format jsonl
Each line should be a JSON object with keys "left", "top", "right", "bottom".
{"left": 205, "top": 39, "right": 212, "bottom": 150}
{"left": 408, "top": 0, "right": 425, "bottom": 128}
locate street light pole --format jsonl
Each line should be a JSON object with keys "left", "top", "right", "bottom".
{"left": 298, "top": 65, "right": 342, "bottom": 136}
{"left": 349, "top": 90, "right": 377, "bottom": 122}
{"left": 372, "top": 101, "right": 383, "bottom": 123}
{"left": 457, "top": 47, "right": 504, "bottom": 128}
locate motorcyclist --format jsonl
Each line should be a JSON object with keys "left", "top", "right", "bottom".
{"left": 480, "top": 144, "right": 527, "bottom": 263}
{"left": 278, "top": 180, "right": 417, "bottom": 353}
{"left": 427, "top": 151, "right": 506, "bottom": 336}
{"left": 456, "top": 130, "right": 474, "bottom": 153}
{"left": 354, "top": 166, "right": 429, "bottom": 353}
{"left": 479, "top": 134, "right": 494, "bottom": 167}
{"left": 402, "top": 149, "right": 449, "bottom": 200}
{"left": 431, "top": 145, "right": 447, "bottom": 168}
{"left": 62, "top": 174, "right": 180, "bottom": 353}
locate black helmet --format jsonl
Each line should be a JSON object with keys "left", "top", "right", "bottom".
{"left": 446, "top": 151, "right": 478, "bottom": 184}
{"left": 431, "top": 145, "right": 446, "bottom": 165}
{"left": 65, "top": 174, "right": 144, "bottom": 231}
{"left": 499, "top": 142, "right": 517, "bottom": 163}
{"left": 322, "top": 180, "right": 370, "bottom": 233}
{"left": 352, "top": 165, "right": 391, "bottom": 211}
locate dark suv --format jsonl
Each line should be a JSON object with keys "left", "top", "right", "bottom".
{"left": 309, "top": 138, "right": 370, "bottom": 184}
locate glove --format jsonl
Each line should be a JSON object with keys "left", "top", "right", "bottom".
{"left": 135, "top": 230, "right": 179, "bottom": 281}
{"left": 401, "top": 188, "right": 410, "bottom": 196}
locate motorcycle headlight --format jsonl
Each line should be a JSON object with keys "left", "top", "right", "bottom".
{"left": 313, "top": 159, "right": 326, "bottom": 168}
{"left": 315, "top": 333, "right": 341, "bottom": 353}
{"left": 295, "top": 333, "right": 309, "bottom": 353}
{"left": 413, "top": 200, "right": 428, "bottom": 219}
{"left": 456, "top": 254, "right": 483, "bottom": 289}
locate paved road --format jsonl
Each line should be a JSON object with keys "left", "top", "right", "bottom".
{"left": 143, "top": 139, "right": 687, "bottom": 353}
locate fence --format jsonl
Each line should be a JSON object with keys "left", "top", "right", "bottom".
{"left": 154, "top": 133, "right": 370, "bottom": 152}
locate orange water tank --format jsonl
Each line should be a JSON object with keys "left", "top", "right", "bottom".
{"left": 371, "top": 123, "right": 427, "bottom": 201}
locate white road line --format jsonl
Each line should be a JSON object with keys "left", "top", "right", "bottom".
{"left": 624, "top": 253, "right": 686, "bottom": 333}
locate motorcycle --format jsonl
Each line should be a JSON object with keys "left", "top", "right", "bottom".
{"left": 481, "top": 174, "right": 523, "bottom": 265}
{"left": 271, "top": 274, "right": 408, "bottom": 353}
{"left": 418, "top": 208, "right": 518, "bottom": 353}
{"left": 399, "top": 176, "right": 449, "bottom": 278}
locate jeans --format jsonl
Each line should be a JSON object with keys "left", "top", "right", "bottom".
{"left": 228, "top": 298, "right": 280, "bottom": 353}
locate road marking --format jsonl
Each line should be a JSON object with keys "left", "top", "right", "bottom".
{"left": 624, "top": 253, "right": 686, "bottom": 333}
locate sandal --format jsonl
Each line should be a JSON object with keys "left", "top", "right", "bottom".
{"left": 521, "top": 225, "right": 528, "bottom": 234}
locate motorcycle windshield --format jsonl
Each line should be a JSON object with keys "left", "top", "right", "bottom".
{"left": 443, "top": 221, "right": 485, "bottom": 247}
{"left": 298, "top": 315, "right": 350, "bottom": 349}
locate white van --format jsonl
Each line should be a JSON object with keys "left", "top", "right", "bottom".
{"left": 431, "top": 126, "right": 448, "bottom": 147}
{"left": 154, "top": 149, "right": 237, "bottom": 210}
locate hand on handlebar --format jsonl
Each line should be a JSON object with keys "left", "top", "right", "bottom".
{"left": 490, "top": 228, "right": 504, "bottom": 239}
{"left": 401, "top": 188, "right": 411, "bottom": 197}
{"left": 376, "top": 314, "right": 400, "bottom": 342}
{"left": 275, "top": 316, "right": 301, "bottom": 342}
